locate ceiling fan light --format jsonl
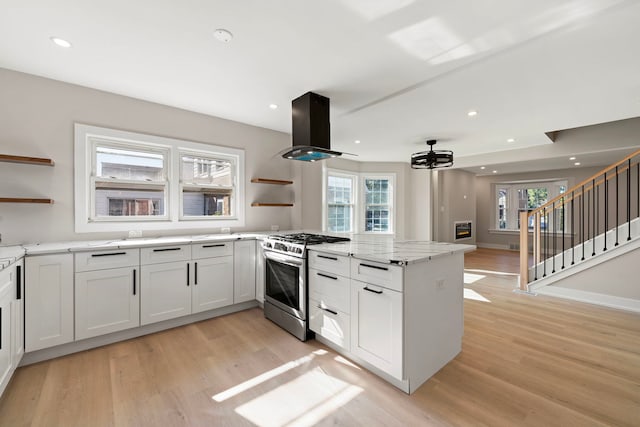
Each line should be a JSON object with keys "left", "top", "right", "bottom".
{"left": 411, "top": 139, "right": 454, "bottom": 169}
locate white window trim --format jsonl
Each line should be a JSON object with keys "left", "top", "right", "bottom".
{"left": 360, "top": 173, "right": 395, "bottom": 235}
{"left": 323, "top": 168, "right": 358, "bottom": 233}
{"left": 322, "top": 168, "right": 395, "bottom": 235}
{"left": 75, "top": 123, "right": 245, "bottom": 233}
{"left": 493, "top": 179, "right": 569, "bottom": 233}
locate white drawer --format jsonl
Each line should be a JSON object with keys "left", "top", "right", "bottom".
{"left": 308, "top": 268, "right": 350, "bottom": 314}
{"left": 350, "top": 258, "right": 403, "bottom": 292}
{"left": 75, "top": 249, "right": 139, "bottom": 272}
{"left": 308, "top": 251, "right": 350, "bottom": 277}
{"left": 191, "top": 241, "right": 234, "bottom": 259}
{"left": 140, "top": 245, "right": 191, "bottom": 265}
{"left": 309, "top": 299, "right": 350, "bottom": 351}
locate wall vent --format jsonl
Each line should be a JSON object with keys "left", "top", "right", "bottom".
{"left": 509, "top": 243, "right": 520, "bottom": 251}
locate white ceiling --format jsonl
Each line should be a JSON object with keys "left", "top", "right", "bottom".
{"left": 1, "top": 0, "right": 640, "bottom": 173}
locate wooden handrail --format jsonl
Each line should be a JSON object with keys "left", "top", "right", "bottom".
{"left": 528, "top": 148, "right": 640, "bottom": 218}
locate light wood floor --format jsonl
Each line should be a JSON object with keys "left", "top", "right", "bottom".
{"left": 1, "top": 248, "right": 639, "bottom": 426}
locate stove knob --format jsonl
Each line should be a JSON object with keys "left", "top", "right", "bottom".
{"left": 296, "top": 247, "right": 303, "bottom": 254}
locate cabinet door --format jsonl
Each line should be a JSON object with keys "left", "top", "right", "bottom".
{"left": 140, "top": 261, "right": 191, "bottom": 325}
{"left": 75, "top": 267, "right": 140, "bottom": 340}
{"left": 192, "top": 256, "right": 233, "bottom": 313}
{"left": 0, "top": 274, "right": 12, "bottom": 391}
{"left": 255, "top": 244, "right": 265, "bottom": 303}
{"left": 350, "top": 280, "right": 403, "bottom": 379}
{"left": 233, "top": 240, "right": 256, "bottom": 303}
{"left": 25, "top": 254, "right": 74, "bottom": 352}
{"left": 11, "top": 260, "right": 24, "bottom": 367}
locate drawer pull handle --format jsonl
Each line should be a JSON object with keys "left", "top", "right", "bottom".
{"left": 195, "top": 262, "right": 198, "bottom": 285}
{"left": 360, "top": 263, "right": 389, "bottom": 271}
{"left": 202, "top": 244, "right": 225, "bottom": 248}
{"left": 318, "top": 305, "right": 338, "bottom": 316}
{"left": 317, "top": 272, "right": 338, "bottom": 280}
{"left": 363, "top": 286, "right": 383, "bottom": 294}
{"left": 133, "top": 269, "right": 137, "bottom": 295}
{"left": 153, "top": 247, "right": 181, "bottom": 252}
{"left": 187, "top": 263, "right": 190, "bottom": 286}
{"left": 317, "top": 255, "right": 338, "bottom": 261}
{"left": 91, "top": 252, "right": 126, "bottom": 257}
{"left": 16, "top": 264, "right": 22, "bottom": 300}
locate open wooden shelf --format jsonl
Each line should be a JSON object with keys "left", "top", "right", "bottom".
{"left": 251, "top": 178, "right": 293, "bottom": 185}
{"left": 0, "top": 198, "right": 54, "bottom": 204}
{"left": 251, "top": 202, "right": 294, "bottom": 207}
{"left": 0, "top": 154, "right": 54, "bottom": 166}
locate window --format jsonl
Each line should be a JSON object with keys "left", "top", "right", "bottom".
{"left": 324, "top": 169, "right": 395, "bottom": 234}
{"left": 364, "top": 176, "right": 392, "bottom": 232}
{"left": 75, "top": 124, "right": 244, "bottom": 233}
{"left": 327, "top": 173, "right": 356, "bottom": 232}
{"left": 495, "top": 180, "right": 568, "bottom": 231}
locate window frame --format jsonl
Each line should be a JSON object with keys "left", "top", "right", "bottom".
{"left": 493, "top": 179, "right": 568, "bottom": 232}
{"left": 360, "top": 173, "right": 395, "bottom": 234}
{"left": 323, "top": 169, "right": 357, "bottom": 233}
{"left": 323, "top": 168, "right": 396, "bottom": 235}
{"left": 75, "top": 124, "right": 245, "bottom": 233}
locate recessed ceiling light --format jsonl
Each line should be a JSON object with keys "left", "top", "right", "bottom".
{"left": 492, "top": 170, "right": 497, "bottom": 173}
{"left": 574, "top": 162, "right": 581, "bottom": 166}
{"left": 214, "top": 29, "right": 233, "bottom": 42}
{"left": 354, "top": 140, "right": 361, "bottom": 144}
{"left": 569, "top": 156, "right": 576, "bottom": 160}
{"left": 269, "top": 104, "right": 278, "bottom": 110}
{"left": 467, "top": 110, "right": 478, "bottom": 117}
{"left": 287, "top": 156, "right": 293, "bottom": 159}
{"left": 50, "top": 37, "right": 72, "bottom": 48}
{"left": 480, "top": 166, "right": 486, "bottom": 170}
{"left": 310, "top": 159, "right": 316, "bottom": 162}
{"left": 507, "top": 138, "right": 515, "bottom": 143}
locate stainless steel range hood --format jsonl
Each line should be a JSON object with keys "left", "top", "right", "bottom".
{"left": 282, "top": 91, "right": 342, "bottom": 161}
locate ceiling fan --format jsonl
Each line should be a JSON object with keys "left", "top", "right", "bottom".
{"left": 411, "top": 139, "right": 454, "bottom": 169}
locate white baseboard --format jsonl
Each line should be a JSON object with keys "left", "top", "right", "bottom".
{"left": 476, "top": 242, "right": 511, "bottom": 250}
{"left": 535, "top": 286, "right": 640, "bottom": 313}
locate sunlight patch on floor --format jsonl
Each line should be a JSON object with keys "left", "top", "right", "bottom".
{"left": 464, "top": 288, "right": 491, "bottom": 302}
{"left": 212, "top": 350, "right": 326, "bottom": 402}
{"left": 234, "top": 367, "right": 363, "bottom": 427}
{"left": 465, "top": 268, "right": 520, "bottom": 277}
{"left": 464, "top": 272, "right": 486, "bottom": 284}
{"left": 334, "top": 355, "right": 361, "bottom": 370}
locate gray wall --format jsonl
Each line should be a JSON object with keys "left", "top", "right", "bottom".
{"left": 0, "top": 68, "right": 293, "bottom": 245}
{"left": 433, "top": 169, "right": 476, "bottom": 244}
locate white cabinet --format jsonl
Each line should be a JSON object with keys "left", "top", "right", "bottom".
{"left": 0, "top": 270, "right": 13, "bottom": 394}
{"left": 233, "top": 240, "right": 256, "bottom": 303}
{"left": 140, "top": 261, "right": 191, "bottom": 325}
{"left": 11, "top": 260, "right": 24, "bottom": 367}
{"left": 192, "top": 256, "right": 233, "bottom": 313}
{"left": 350, "top": 279, "right": 403, "bottom": 379}
{"left": 25, "top": 254, "right": 74, "bottom": 352}
{"left": 75, "top": 266, "right": 139, "bottom": 340}
{"left": 255, "top": 243, "right": 265, "bottom": 303}
{"left": 308, "top": 250, "right": 351, "bottom": 351}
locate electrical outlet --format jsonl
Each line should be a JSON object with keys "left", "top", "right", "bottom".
{"left": 221, "top": 227, "right": 231, "bottom": 234}
{"left": 271, "top": 225, "right": 280, "bottom": 231}
{"left": 436, "top": 278, "right": 445, "bottom": 290}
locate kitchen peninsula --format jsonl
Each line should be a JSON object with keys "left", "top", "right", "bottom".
{"left": 308, "top": 237, "right": 474, "bottom": 394}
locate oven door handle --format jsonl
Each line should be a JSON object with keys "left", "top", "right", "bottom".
{"left": 264, "top": 251, "right": 303, "bottom": 267}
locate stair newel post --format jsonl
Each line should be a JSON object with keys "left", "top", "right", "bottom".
{"left": 571, "top": 191, "right": 575, "bottom": 265}
{"left": 628, "top": 159, "right": 632, "bottom": 241}
{"left": 580, "top": 185, "right": 585, "bottom": 261}
{"left": 583, "top": 185, "right": 587, "bottom": 261}
{"left": 519, "top": 210, "right": 530, "bottom": 291}
{"left": 552, "top": 202, "right": 556, "bottom": 273}
{"left": 592, "top": 179, "right": 597, "bottom": 257}
{"left": 604, "top": 171, "right": 608, "bottom": 252}
{"left": 615, "top": 165, "right": 619, "bottom": 247}
{"left": 535, "top": 211, "right": 541, "bottom": 265}
{"left": 561, "top": 196, "right": 565, "bottom": 269}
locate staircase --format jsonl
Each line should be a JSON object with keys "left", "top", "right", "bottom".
{"left": 519, "top": 148, "right": 640, "bottom": 312}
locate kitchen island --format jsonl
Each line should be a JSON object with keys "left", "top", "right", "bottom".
{"left": 308, "top": 236, "right": 475, "bottom": 394}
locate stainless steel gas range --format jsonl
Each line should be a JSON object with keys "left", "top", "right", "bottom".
{"left": 261, "top": 233, "right": 350, "bottom": 341}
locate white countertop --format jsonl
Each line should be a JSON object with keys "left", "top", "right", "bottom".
{"left": 0, "top": 246, "right": 26, "bottom": 270}
{"left": 22, "top": 233, "right": 265, "bottom": 255}
{"left": 309, "top": 236, "right": 475, "bottom": 265}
